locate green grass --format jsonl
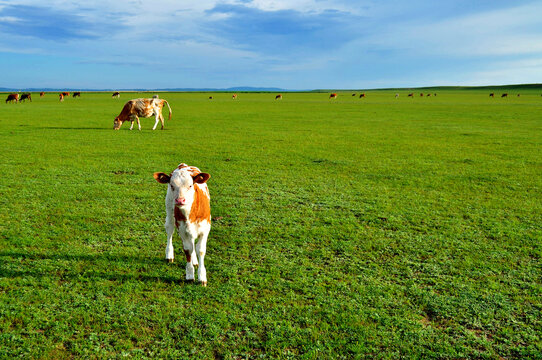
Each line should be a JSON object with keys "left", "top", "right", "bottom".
{"left": 0, "top": 90, "right": 541, "bottom": 359}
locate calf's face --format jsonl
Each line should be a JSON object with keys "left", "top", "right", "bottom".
{"left": 153, "top": 169, "right": 210, "bottom": 207}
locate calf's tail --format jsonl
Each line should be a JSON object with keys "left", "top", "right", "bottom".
{"left": 164, "top": 100, "right": 172, "bottom": 121}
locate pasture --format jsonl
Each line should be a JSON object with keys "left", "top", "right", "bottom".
{"left": 0, "top": 90, "right": 541, "bottom": 358}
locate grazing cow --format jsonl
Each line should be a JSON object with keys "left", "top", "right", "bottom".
{"left": 501, "top": 93, "right": 508, "bottom": 98}
{"left": 20, "top": 93, "right": 32, "bottom": 102}
{"left": 232, "top": 94, "right": 238, "bottom": 100}
{"left": 59, "top": 93, "right": 64, "bottom": 102}
{"left": 153, "top": 163, "right": 211, "bottom": 286}
{"left": 113, "top": 98, "right": 172, "bottom": 130}
{"left": 420, "top": 93, "right": 424, "bottom": 97}
{"left": 208, "top": 96, "right": 213, "bottom": 100}
{"left": 395, "top": 93, "right": 399, "bottom": 98}
{"left": 489, "top": 93, "right": 495, "bottom": 98}
{"left": 517, "top": 94, "right": 521, "bottom": 97}
{"left": 40, "top": 92, "right": 45, "bottom": 97}
{"left": 359, "top": 93, "right": 366, "bottom": 98}
{"left": 427, "top": 93, "right": 431, "bottom": 97}
{"left": 329, "top": 93, "right": 338, "bottom": 99}
{"left": 5, "top": 93, "right": 19, "bottom": 103}
{"left": 275, "top": 94, "right": 283, "bottom": 100}
{"left": 112, "top": 92, "right": 120, "bottom": 98}
{"left": 352, "top": 93, "right": 356, "bottom": 96}
{"left": 62, "top": 92, "right": 70, "bottom": 97}
{"left": 73, "top": 92, "right": 81, "bottom": 98}
{"left": 408, "top": 93, "right": 414, "bottom": 97}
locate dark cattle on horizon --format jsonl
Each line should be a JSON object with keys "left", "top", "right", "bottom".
{"left": 112, "top": 92, "right": 120, "bottom": 98}
{"left": 275, "top": 94, "right": 283, "bottom": 100}
{"left": 73, "top": 92, "right": 81, "bottom": 98}
{"left": 490, "top": 93, "right": 495, "bottom": 97}
{"left": 329, "top": 93, "right": 338, "bottom": 99}
{"left": 20, "top": 93, "right": 32, "bottom": 102}
{"left": 408, "top": 93, "right": 414, "bottom": 97}
{"left": 5, "top": 93, "right": 19, "bottom": 103}
{"left": 359, "top": 93, "right": 366, "bottom": 98}
{"left": 501, "top": 93, "right": 508, "bottom": 98}
{"left": 40, "top": 92, "right": 45, "bottom": 97}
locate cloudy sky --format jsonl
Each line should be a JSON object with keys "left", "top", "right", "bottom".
{"left": 0, "top": 0, "right": 541, "bottom": 89}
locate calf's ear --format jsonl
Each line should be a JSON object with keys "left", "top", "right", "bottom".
{"left": 193, "top": 173, "right": 210, "bottom": 184}
{"left": 153, "top": 172, "right": 170, "bottom": 184}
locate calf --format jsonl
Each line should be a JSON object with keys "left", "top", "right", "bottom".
{"left": 154, "top": 163, "right": 211, "bottom": 286}
{"left": 113, "top": 98, "right": 172, "bottom": 130}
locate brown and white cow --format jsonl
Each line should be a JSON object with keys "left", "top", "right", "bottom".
{"left": 408, "top": 93, "right": 414, "bottom": 97}
{"left": 5, "top": 93, "right": 19, "bottom": 103}
{"left": 20, "top": 93, "right": 32, "bottom": 102}
{"left": 154, "top": 163, "right": 211, "bottom": 286}
{"left": 489, "top": 93, "right": 495, "bottom": 98}
{"left": 40, "top": 92, "right": 45, "bottom": 97}
{"left": 112, "top": 92, "right": 120, "bottom": 98}
{"left": 232, "top": 94, "right": 238, "bottom": 100}
{"left": 359, "top": 93, "right": 366, "bottom": 98}
{"left": 501, "top": 93, "right": 508, "bottom": 98}
{"left": 114, "top": 98, "right": 172, "bottom": 130}
{"left": 329, "top": 93, "right": 338, "bottom": 99}
{"left": 62, "top": 92, "right": 70, "bottom": 97}
{"left": 59, "top": 93, "right": 64, "bottom": 102}
{"left": 275, "top": 94, "right": 283, "bottom": 100}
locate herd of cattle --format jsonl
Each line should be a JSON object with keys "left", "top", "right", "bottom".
{"left": 5, "top": 91, "right": 535, "bottom": 105}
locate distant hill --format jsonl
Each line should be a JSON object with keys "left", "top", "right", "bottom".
{"left": 1, "top": 84, "right": 541, "bottom": 92}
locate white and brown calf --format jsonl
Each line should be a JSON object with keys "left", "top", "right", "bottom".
{"left": 114, "top": 98, "right": 172, "bottom": 130}
{"left": 154, "top": 163, "right": 211, "bottom": 286}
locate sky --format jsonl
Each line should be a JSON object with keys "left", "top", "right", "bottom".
{"left": 0, "top": 0, "right": 541, "bottom": 89}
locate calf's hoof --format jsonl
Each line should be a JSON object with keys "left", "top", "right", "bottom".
{"left": 166, "top": 258, "right": 174, "bottom": 263}
{"left": 201, "top": 281, "right": 207, "bottom": 287}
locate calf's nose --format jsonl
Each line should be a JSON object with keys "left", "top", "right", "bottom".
{"left": 175, "top": 198, "right": 186, "bottom": 205}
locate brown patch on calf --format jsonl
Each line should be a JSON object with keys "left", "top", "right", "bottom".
{"left": 153, "top": 172, "right": 170, "bottom": 184}
{"left": 189, "top": 184, "right": 211, "bottom": 223}
{"left": 184, "top": 249, "right": 191, "bottom": 262}
{"left": 174, "top": 206, "right": 187, "bottom": 227}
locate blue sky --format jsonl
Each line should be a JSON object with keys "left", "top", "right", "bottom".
{"left": 0, "top": 0, "right": 541, "bottom": 89}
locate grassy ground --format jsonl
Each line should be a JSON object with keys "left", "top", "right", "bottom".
{"left": 0, "top": 90, "right": 540, "bottom": 359}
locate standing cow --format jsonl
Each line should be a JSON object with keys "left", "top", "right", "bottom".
{"left": 59, "top": 93, "right": 64, "bottom": 102}
{"left": 112, "top": 92, "right": 120, "bottom": 98}
{"left": 73, "top": 92, "right": 81, "bottom": 98}
{"left": 329, "top": 93, "right": 338, "bottom": 99}
{"left": 232, "top": 94, "right": 238, "bottom": 100}
{"left": 113, "top": 98, "right": 172, "bottom": 130}
{"left": 275, "top": 94, "right": 283, "bottom": 100}
{"left": 5, "top": 94, "right": 19, "bottom": 103}
{"left": 153, "top": 163, "right": 212, "bottom": 286}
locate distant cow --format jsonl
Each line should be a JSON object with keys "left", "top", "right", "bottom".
{"left": 420, "top": 93, "right": 424, "bottom": 97}
{"left": 5, "top": 94, "right": 19, "bottom": 103}
{"left": 153, "top": 163, "right": 212, "bottom": 286}
{"left": 517, "top": 94, "right": 521, "bottom": 97}
{"left": 408, "top": 93, "right": 414, "bottom": 97}
{"left": 427, "top": 93, "right": 431, "bottom": 97}
{"left": 275, "top": 94, "right": 283, "bottom": 100}
{"left": 359, "top": 93, "right": 366, "bottom": 98}
{"left": 501, "top": 93, "right": 508, "bottom": 98}
{"left": 352, "top": 93, "right": 356, "bottom": 96}
{"left": 62, "top": 92, "right": 70, "bottom": 97}
{"left": 395, "top": 93, "right": 399, "bottom": 98}
{"left": 329, "top": 93, "right": 338, "bottom": 99}
{"left": 112, "top": 92, "right": 120, "bottom": 98}
{"left": 114, "top": 98, "right": 172, "bottom": 130}
{"left": 73, "top": 92, "right": 81, "bottom": 98}
{"left": 40, "top": 92, "right": 45, "bottom": 97}
{"left": 59, "top": 93, "right": 64, "bottom": 102}
{"left": 20, "top": 93, "right": 32, "bottom": 102}
{"left": 208, "top": 96, "right": 213, "bottom": 100}
{"left": 489, "top": 93, "right": 495, "bottom": 98}
{"left": 232, "top": 94, "right": 238, "bottom": 100}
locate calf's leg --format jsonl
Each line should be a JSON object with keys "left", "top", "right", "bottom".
{"left": 164, "top": 214, "right": 175, "bottom": 263}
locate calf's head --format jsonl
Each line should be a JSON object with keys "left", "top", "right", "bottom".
{"left": 153, "top": 169, "right": 210, "bottom": 206}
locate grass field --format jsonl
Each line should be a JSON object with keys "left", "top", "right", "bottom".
{"left": 0, "top": 90, "right": 541, "bottom": 359}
